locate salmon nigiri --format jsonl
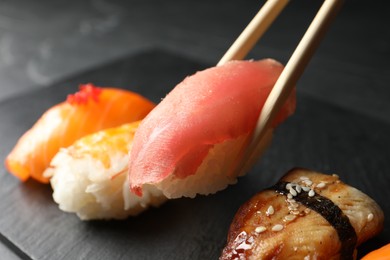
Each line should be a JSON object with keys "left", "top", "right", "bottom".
{"left": 362, "top": 244, "right": 390, "bottom": 260}
{"left": 128, "top": 59, "right": 296, "bottom": 198}
{"left": 5, "top": 84, "right": 155, "bottom": 183}
{"left": 44, "top": 121, "right": 166, "bottom": 220}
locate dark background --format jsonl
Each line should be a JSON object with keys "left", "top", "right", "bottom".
{"left": 0, "top": 0, "right": 389, "bottom": 259}
{"left": 1, "top": 0, "right": 389, "bottom": 121}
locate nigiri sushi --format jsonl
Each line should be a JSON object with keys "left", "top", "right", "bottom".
{"left": 362, "top": 243, "right": 390, "bottom": 260}
{"left": 5, "top": 84, "right": 155, "bottom": 183}
{"left": 128, "top": 59, "right": 296, "bottom": 198}
{"left": 220, "top": 168, "right": 384, "bottom": 260}
{"left": 44, "top": 121, "right": 166, "bottom": 220}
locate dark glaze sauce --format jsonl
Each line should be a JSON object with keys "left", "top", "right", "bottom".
{"left": 271, "top": 181, "right": 357, "bottom": 260}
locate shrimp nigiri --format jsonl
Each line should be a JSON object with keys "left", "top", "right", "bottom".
{"left": 128, "top": 59, "right": 296, "bottom": 198}
{"left": 44, "top": 121, "right": 166, "bottom": 220}
{"left": 5, "top": 84, "right": 155, "bottom": 183}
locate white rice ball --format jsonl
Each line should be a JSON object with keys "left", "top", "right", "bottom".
{"left": 156, "top": 129, "right": 274, "bottom": 199}
{"left": 44, "top": 123, "right": 167, "bottom": 220}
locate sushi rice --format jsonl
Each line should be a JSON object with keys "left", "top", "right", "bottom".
{"left": 156, "top": 129, "right": 274, "bottom": 198}
{"left": 44, "top": 122, "right": 166, "bottom": 220}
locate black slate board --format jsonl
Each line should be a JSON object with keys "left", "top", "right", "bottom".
{"left": 0, "top": 49, "right": 389, "bottom": 259}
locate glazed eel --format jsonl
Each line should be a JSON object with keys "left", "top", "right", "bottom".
{"left": 220, "top": 168, "right": 384, "bottom": 260}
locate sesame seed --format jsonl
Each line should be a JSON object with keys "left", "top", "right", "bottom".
{"left": 287, "top": 193, "right": 293, "bottom": 199}
{"left": 291, "top": 202, "right": 299, "bottom": 208}
{"left": 302, "top": 186, "right": 310, "bottom": 192}
{"left": 284, "top": 215, "right": 296, "bottom": 222}
{"left": 287, "top": 198, "right": 296, "bottom": 203}
{"left": 255, "top": 226, "right": 267, "bottom": 233}
{"left": 286, "top": 183, "right": 292, "bottom": 190}
{"left": 308, "top": 189, "right": 315, "bottom": 197}
{"left": 332, "top": 174, "right": 339, "bottom": 178}
{"left": 266, "top": 205, "right": 275, "bottom": 216}
{"left": 236, "top": 242, "right": 252, "bottom": 251}
{"left": 248, "top": 236, "right": 254, "bottom": 243}
{"left": 367, "top": 213, "right": 374, "bottom": 222}
{"left": 295, "top": 185, "right": 302, "bottom": 193}
{"left": 289, "top": 188, "right": 297, "bottom": 197}
{"left": 316, "top": 182, "right": 326, "bottom": 189}
{"left": 304, "top": 208, "right": 311, "bottom": 214}
{"left": 304, "top": 180, "right": 313, "bottom": 186}
{"left": 288, "top": 206, "right": 297, "bottom": 211}
{"left": 300, "top": 176, "right": 309, "bottom": 180}
{"left": 291, "top": 210, "right": 300, "bottom": 215}
{"left": 272, "top": 224, "right": 284, "bottom": 232}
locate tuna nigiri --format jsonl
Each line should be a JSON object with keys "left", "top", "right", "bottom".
{"left": 128, "top": 59, "right": 296, "bottom": 198}
{"left": 44, "top": 121, "right": 166, "bottom": 220}
{"left": 5, "top": 84, "right": 155, "bottom": 183}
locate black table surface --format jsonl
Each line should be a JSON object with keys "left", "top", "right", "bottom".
{"left": 1, "top": 0, "right": 390, "bottom": 259}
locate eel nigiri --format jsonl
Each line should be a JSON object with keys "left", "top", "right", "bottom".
{"left": 5, "top": 84, "right": 155, "bottom": 183}
{"left": 220, "top": 168, "right": 384, "bottom": 260}
{"left": 128, "top": 59, "right": 296, "bottom": 198}
{"left": 44, "top": 121, "right": 166, "bottom": 220}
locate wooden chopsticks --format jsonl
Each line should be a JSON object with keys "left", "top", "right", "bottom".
{"left": 219, "top": 0, "right": 344, "bottom": 176}
{"left": 217, "top": 0, "right": 289, "bottom": 66}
